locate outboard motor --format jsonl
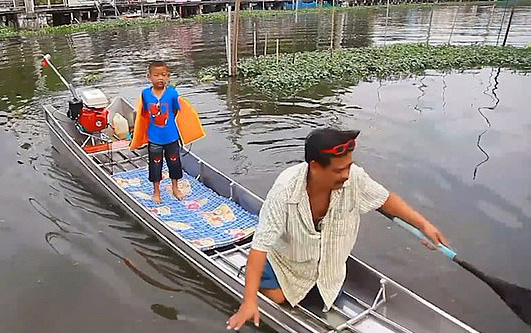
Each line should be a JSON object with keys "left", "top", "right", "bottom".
{"left": 43, "top": 54, "right": 109, "bottom": 133}
{"left": 77, "top": 89, "right": 109, "bottom": 133}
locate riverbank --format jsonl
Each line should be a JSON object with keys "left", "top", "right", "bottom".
{"left": 199, "top": 44, "right": 531, "bottom": 96}
{"left": 0, "top": 1, "right": 497, "bottom": 39}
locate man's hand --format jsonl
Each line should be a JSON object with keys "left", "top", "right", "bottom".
{"left": 227, "top": 301, "right": 260, "bottom": 331}
{"left": 420, "top": 223, "right": 449, "bottom": 250}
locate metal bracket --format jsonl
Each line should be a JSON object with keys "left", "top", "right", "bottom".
{"left": 331, "top": 279, "right": 388, "bottom": 332}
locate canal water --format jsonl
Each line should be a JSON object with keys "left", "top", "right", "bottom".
{"left": 0, "top": 3, "right": 530, "bottom": 332}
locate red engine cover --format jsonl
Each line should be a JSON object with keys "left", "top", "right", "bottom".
{"left": 78, "top": 107, "right": 108, "bottom": 133}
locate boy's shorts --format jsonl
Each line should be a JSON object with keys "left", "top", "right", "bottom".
{"left": 259, "top": 260, "right": 281, "bottom": 290}
{"left": 148, "top": 140, "right": 183, "bottom": 183}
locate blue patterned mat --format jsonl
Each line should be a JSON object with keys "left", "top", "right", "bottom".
{"left": 112, "top": 167, "right": 258, "bottom": 251}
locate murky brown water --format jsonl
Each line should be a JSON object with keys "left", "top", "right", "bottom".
{"left": 1, "top": 3, "right": 530, "bottom": 333}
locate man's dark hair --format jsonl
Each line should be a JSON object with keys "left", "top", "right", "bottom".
{"left": 305, "top": 128, "right": 360, "bottom": 167}
{"left": 148, "top": 60, "right": 169, "bottom": 73}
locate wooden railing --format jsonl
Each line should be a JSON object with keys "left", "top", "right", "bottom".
{"left": 0, "top": 0, "right": 17, "bottom": 9}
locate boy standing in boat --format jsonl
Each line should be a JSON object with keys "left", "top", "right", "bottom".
{"left": 141, "top": 61, "right": 185, "bottom": 203}
{"left": 227, "top": 128, "right": 449, "bottom": 330}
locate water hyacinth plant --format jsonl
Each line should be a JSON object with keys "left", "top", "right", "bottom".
{"left": 0, "top": 18, "right": 168, "bottom": 39}
{"left": 198, "top": 44, "right": 531, "bottom": 97}
{"left": 81, "top": 74, "right": 102, "bottom": 84}
{"left": 0, "top": 2, "right": 493, "bottom": 39}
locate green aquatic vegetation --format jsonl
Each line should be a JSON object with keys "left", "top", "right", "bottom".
{"left": 0, "top": 18, "right": 169, "bottom": 39}
{"left": 0, "top": 1, "right": 495, "bottom": 39}
{"left": 0, "top": 26, "right": 18, "bottom": 38}
{"left": 198, "top": 44, "right": 531, "bottom": 97}
{"left": 81, "top": 74, "right": 102, "bottom": 84}
{"left": 189, "top": 2, "right": 494, "bottom": 23}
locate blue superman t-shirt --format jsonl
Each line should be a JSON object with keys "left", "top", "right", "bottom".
{"left": 141, "top": 86, "right": 181, "bottom": 145}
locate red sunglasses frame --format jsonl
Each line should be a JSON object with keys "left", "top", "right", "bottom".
{"left": 319, "top": 138, "right": 356, "bottom": 155}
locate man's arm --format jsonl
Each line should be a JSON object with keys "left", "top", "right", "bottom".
{"left": 379, "top": 192, "right": 448, "bottom": 248}
{"left": 227, "top": 249, "right": 267, "bottom": 330}
{"left": 227, "top": 190, "right": 287, "bottom": 330}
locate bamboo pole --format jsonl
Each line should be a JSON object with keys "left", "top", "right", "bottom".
{"left": 502, "top": 5, "right": 515, "bottom": 47}
{"left": 227, "top": 5, "right": 232, "bottom": 76}
{"left": 384, "top": 0, "right": 390, "bottom": 45}
{"left": 496, "top": 0, "right": 510, "bottom": 46}
{"left": 483, "top": 3, "right": 495, "bottom": 44}
{"left": 338, "top": 12, "right": 345, "bottom": 49}
{"left": 253, "top": 23, "right": 257, "bottom": 57}
{"left": 276, "top": 39, "right": 280, "bottom": 64}
{"left": 231, "top": 0, "right": 242, "bottom": 76}
{"left": 225, "top": 35, "right": 231, "bottom": 76}
{"left": 295, "top": 0, "right": 298, "bottom": 23}
{"left": 448, "top": 0, "right": 460, "bottom": 44}
{"left": 330, "top": 10, "right": 335, "bottom": 50}
{"left": 426, "top": 5, "right": 434, "bottom": 46}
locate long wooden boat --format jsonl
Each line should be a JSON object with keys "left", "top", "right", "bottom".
{"left": 43, "top": 96, "right": 480, "bottom": 333}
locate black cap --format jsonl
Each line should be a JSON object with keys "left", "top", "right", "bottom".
{"left": 305, "top": 128, "right": 360, "bottom": 165}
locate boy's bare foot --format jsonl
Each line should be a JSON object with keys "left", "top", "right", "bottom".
{"left": 171, "top": 180, "right": 185, "bottom": 200}
{"left": 172, "top": 186, "right": 185, "bottom": 200}
{"left": 152, "top": 193, "right": 161, "bottom": 204}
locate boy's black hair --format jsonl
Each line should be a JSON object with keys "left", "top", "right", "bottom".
{"left": 148, "top": 60, "right": 169, "bottom": 73}
{"left": 305, "top": 128, "right": 360, "bottom": 167}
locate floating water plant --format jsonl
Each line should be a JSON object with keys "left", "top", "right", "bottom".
{"left": 198, "top": 44, "right": 531, "bottom": 97}
{"left": 81, "top": 74, "right": 102, "bottom": 84}
{"left": 0, "top": 18, "right": 168, "bottom": 39}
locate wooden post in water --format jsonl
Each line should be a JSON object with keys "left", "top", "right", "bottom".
{"left": 231, "top": 0, "right": 242, "bottom": 76}
{"left": 295, "top": 0, "right": 298, "bottom": 23}
{"left": 502, "top": 4, "right": 515, "bottom": 47}
{"left": 225, "top": 35, "right": 232, "bottom": 76}
{"left": 338, "top": 12, "right": 345, "bottom": 49}
{"left": 253, "top": 23, "right": 257, "bottom": 57}
{"left": 426, "top": 4, "right": 434, "bottom": 46}
{"left": 448, "top": 0, "right": 462, "bottom": 45}
{"left": 496, "top": 0, "right": 510, "bottom": 46}
{"left": 276, "top": 39, "right": 280, "bottom": 64}
{"left": 227, "top": 5, "right": 232, "bottom": 76}
{"left": 483, "top": 4, "right": 496, "bottom": 44}
{"left": 384, "top": 0, "right": 390, "bottom": 45}
{"left": 330, "top": 10, "right": 335, "bottom": 50}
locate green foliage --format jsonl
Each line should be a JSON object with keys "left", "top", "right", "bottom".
{"left": 188, "top": 2, "right": 493, "bottom": 23}
{"left": 198, "top": 44, "right": 531, "bottom": 97}
{"left": 0, "top": 18, "right": 168, "bottom": 39}
{"left": 81, "top": 74, "right": 102, "bottom": 84}
{"left": 0, "top": 25, "right": 18, "bottom": 38}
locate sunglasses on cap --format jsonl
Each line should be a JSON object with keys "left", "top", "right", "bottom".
{"left": 319, "top": 138, "right": 356, "bottom": 156}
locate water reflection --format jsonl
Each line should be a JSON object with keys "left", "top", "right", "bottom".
{"left": 473, "top": 67, "right": 500, "bottom": 180}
